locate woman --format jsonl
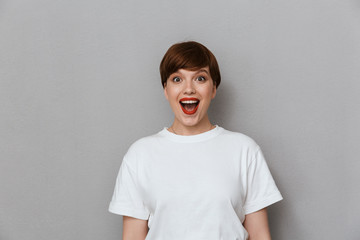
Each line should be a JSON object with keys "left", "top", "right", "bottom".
{"left": 109, "top": 41, "right": 283, "bottom": 240}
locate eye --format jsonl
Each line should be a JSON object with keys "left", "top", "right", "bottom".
{"left": 172, "top": 76, "right": 181, "bottom": 82}
{"left": 196, "top": 76, "right": 206, "bottom": 81}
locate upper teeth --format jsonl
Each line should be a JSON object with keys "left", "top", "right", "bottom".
{"left": 181, "top": 100, "right": 198, "bottom": 104}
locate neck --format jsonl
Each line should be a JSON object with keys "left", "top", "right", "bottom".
{"left": 170, "top": 115, "right": 214, "bottom": 136}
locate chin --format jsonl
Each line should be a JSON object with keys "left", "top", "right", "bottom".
{"left": 178, "top": 115, "right": 202, "bottom": 127}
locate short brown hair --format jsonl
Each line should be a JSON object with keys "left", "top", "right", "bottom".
{"left": 160, "top": 41, "right": 221, "bottom": 88}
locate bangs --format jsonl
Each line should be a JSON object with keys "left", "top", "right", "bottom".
{"left": 167, "top": 46, "right": 210, "bottom": 72}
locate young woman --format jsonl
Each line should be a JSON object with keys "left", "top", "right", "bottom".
{"left": 109, "top": 41, "right": 283, "bottom": 240}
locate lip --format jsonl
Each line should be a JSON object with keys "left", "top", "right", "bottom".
{"left": 179, "top": 97, "right": 199, "bottom": 102}
{"left": 179, "top": 97, "right": 200, "bottom": 115}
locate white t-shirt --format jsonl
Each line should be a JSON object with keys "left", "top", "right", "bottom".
{"left": 109, "top": 125, "right": 283, "bottom": 240}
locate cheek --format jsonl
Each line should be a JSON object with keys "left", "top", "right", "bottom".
{"left": 166, "top": 89, "right": 179, "bottom": 105}
{"left": 199, "top": 85, "right": 215, "bottom": 98}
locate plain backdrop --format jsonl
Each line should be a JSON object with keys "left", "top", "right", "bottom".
{"left": 1, "top": 0, "right": 359, "bottom": 239}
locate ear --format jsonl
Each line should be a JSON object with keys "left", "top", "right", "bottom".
{"left": 164, "top": 84, "right": 169, "bottom": 100}
{"left": 211, "top": 85, "right": 217, "bottom": 99}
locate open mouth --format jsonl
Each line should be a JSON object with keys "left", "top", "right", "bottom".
{"left": 179, "top": 98, "right": 200, "bottom": 115}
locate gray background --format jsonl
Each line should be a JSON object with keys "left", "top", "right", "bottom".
{"left": 1, "top": 0, "right": 359, "bottom": 239}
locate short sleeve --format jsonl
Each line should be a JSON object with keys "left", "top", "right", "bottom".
{"left": 108, "top": 151, "right": 150, "bottom": 220}
{"left": 243, "top": 146, "right": 283, "bottom": 215}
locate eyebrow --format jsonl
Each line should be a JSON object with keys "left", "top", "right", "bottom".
{"left": 171, "top": 68, "right": 210, "bottom": 77}
{"left": 195, "top": 69, "right": 210, "bottom": 75}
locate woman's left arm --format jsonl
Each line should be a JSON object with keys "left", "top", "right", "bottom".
{"left": 243, "top": 208, "right": 272, "bottom": 240}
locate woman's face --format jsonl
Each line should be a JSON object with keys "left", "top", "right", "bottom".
{"left": 164, "top": 66, "right": 216, "bottom": 128}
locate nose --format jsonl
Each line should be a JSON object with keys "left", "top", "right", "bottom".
{"left": 183, "top": 79, "right": 196, "bottom": 95}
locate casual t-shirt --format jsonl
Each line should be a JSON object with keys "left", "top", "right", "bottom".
{"left": 109, "top": 125, "right": 283, "bottom": 240}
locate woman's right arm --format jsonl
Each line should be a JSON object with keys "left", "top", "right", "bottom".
{"left": 123, "top": 216, "right": 149, "bottom": 240}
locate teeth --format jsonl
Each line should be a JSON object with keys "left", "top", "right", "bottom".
{"left": 180, "top": 100, "right": 198, "bottom": 104}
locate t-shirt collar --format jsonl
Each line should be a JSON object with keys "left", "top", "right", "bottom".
{"left": 159, "top": 125, "right": 223, "bottom": 143}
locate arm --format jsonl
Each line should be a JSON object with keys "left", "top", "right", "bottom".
{"left": 243, "top": 208, "right": 271, "bottom": 240}
{"left": 123, "top": 216, "right": 149, "bottom": 240}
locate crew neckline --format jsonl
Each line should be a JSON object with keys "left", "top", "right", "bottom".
{"left": 158, "top": 125, "right": 223, "bottom": 143}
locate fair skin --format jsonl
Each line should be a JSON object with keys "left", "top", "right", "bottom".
{"left": 164, "top": 67, "right": 216, "bottom": 135}
{"left": 122, "top": 216, "right": 148, "bottom": 239}
{"left": 123, "top": 67, "right": 272, "bottom": 239}
{"left": 243, "top": 208, "right": 272, "bottom": 240}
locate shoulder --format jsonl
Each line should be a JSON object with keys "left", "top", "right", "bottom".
{"left": 122, "top": 130, "right": 163, "bottom": 162}
{"left": 219, "top": 127, "right": 260, "bottom": 151}
{"left": 128, "top": 131, "right": 162, "bottom": 151}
